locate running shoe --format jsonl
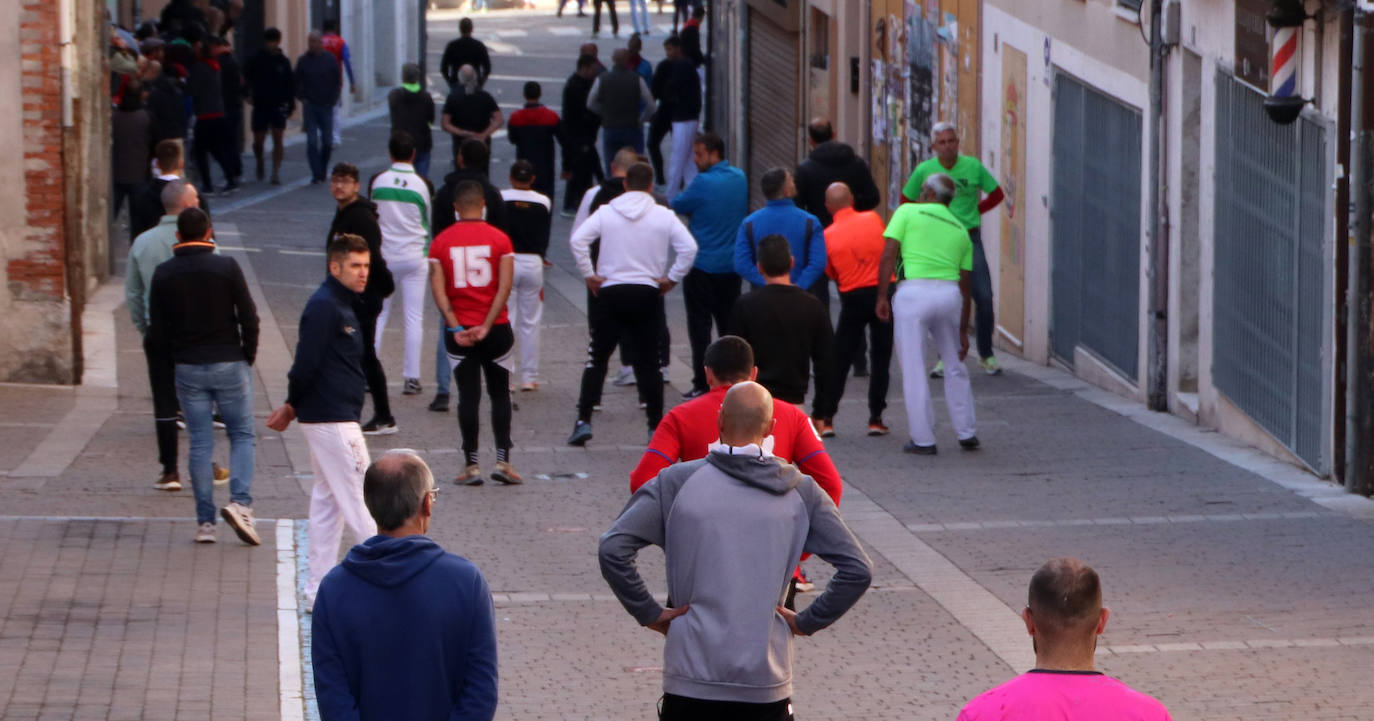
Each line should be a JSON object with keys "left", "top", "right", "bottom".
{"left": 154, "top": 471, "right": 182, "bottom": 492}
{"left": 220, "top": 502, "right": 260, "bottom": 545}
{"left": 428, "top": 393, "right": 450, "bottom": 412}
{"left": 903, "top": 441, "right": 938, "bottom": 455}
{"left": 213, "top": 462, "right": 229, "bottom": 486}
{"left": 612, "top": 367, "right": 636, "bottom": 386}
{"left": 519, "top": 382, "right": 539, "bottom": 392}
{"left": 402, "top": 378, "right": 423, "bottom": 395}
{"left": 362, "top": 417, "right": 398, "bottom": 435}
{"left": 867, "top": 421, "right": 890, "bottom": 437}
{"left": 491, "top": 461, "right": 523, "bottom": 485}
{"left": 194, "top": 522, "right": 216, "bottom": 544}
{"left": 458, "top": 464, "right": 484, "bottom": 486}
{"left": 980, "top": 356, "right": 1003, "bottom": 375}
{"left": 567, "top": 420, "right": 593, "bottom": 446}
{"left": 812, "top": 418, "right": 835, "bottom": 438}
{"left": 959, "top": 436, "right": 981, "bottom": 450}
{"left": 929, "top": 360, "right": 945, "bottom": 379}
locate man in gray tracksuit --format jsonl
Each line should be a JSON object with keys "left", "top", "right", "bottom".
{"left": 599, "top": 381, "right": 872, "bottom": 721}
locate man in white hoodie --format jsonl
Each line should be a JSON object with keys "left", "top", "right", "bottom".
{"left": 568, "top": 162, "right": 697, "bottom": 445}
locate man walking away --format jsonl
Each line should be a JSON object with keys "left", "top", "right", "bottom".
{"left": 244, "top": 27, "right": 295, "bottom": 185}
{"left": 592, "top": 0, "right": 620, "bottom": 38}
{"left": 568, "top": 163, "right": 697, "bottom": 445}
{"left": 371, "top": 132, "right": 435, "bottom": 403}
{"left": 145, "top": 59, "right": 189, "bottom": 150}
{"left": 599, "top": 381, "right": 872, "bottom": 721}
{"left": 311, "top": 451, "right": 498, "bottom": 721}
{"left": 127, "top": 180, "right": 201, "bottom": 491}
{"left": 902, "top": 121, "right": 1005, "bottom": 377}
{"left": 440, "top": 18, "right": 492, "bottom": 91}
{"left": 267, "top": 234, "right": 381, "bottom": 606}
{"left": 130, "top": 140, "right": 212, "bottom": 241}
{"left": 507, "top": 81, "right": 564, "bottom": 207}
{"left": 670, "top": 132, "right": 746, "bottom": 398}
{"left": 112, "top": 88, "right": 152, "bottom": 239}
{"left": 735, "top": 168, "right": 827, "bottom": 304}
{"left": 501, "top": 161, "right": 552, "bottom": 392}
{"left": 428, "top": 181, "right": 519, "bottom": 486}
{"left": 296, "top": 32, "right": 341, "bottom": 183}
{"left": 147, "top": 207, "right": 260, "bottom": 545}
{"left": 212, "top": 37, "right": 245, "bottom": 183}
{"left": 587, "top": 49, "right": 654, "bottom": 172}
{"left": 731, "top": 236, "right": 834, "bottom": 412}
{"left": 956, "top": 558, "right": 1174, "bottom": 721}
{"left": 561, "top": 54, "right": 605, "bottom": 218}
{"left": 326, "top": 162, "right": 396, "bottom": 436}
{"left": 653, "top": 36, "right": 702, "bottom": 200}
{"left": 794, "top": 118, "right": 881, "bottom": 227}
{"left": 680, "top": 5, "right": 706, "bottom": 68}
{"left": 441, "top": 65, "right": 503, "bottom": 168}
{"left": 810, "top": 183, "right": 893, "bottom": 438}
{"left": 188, "top": 37, "right": 239, "bottom": 194}
{"left": 388, "top": 63, "right": 437, "bottom": 179}
{"left": 320, "top": 20, "right": 356, "bottom": 147}
{"left": 876, "top": 173, "right": 978, "bottom": 454}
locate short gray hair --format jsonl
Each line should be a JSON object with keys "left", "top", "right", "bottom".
{"left": 363, "top": 450, "right": 434, "bottom": 531}
{"left": 923, "top": 173, "right": 957, "bottom": 204}
{"left": 932, "top": 121, "right": 958, "bottom": 138}
{"left": 457, "top": 64, "right": 478, "bottom": 92}
{"left": 161, "top": 179, "right": 195, "bottom": 214}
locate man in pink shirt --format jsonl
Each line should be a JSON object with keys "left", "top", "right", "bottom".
{"left": 957, "top": 558, "right": 1173, "bottom": 721}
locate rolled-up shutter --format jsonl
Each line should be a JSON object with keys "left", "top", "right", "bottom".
{"left": 747, "top": 9, "right": 798, "bottom": 209}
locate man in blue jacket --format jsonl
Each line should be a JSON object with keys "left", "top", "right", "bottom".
{"left": 735, "top": 167, "right": 828, "bottom": 302}
{"left": 670, "top": 132, "right": 748, "bottom": 398}
{"left": 312, "top": 449, "right": 498, "bottom": 721}
{"left": 266, "top": 233, "right": 379, "bottom": 607}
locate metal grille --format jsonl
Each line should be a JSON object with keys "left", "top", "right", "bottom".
{"left": 747, "top": 10, "right": 798, "bottom": 210}
{"left": 1050, "top": 74, "right": 1143, "bottom": 378}
{"left": 1213, "top": 73, "right": 1328, "bottom": 471}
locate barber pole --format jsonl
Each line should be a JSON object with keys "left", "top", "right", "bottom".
{"left": 1271, "top": 25, "right": 1299, "bottom": 98}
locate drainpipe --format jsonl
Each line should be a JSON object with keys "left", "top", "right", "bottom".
{"left": 1347, "top": 8, "right": 1371, "bottom": 494}
{"left": 1146, "top": 0, "right": 1169, "bottom": 411}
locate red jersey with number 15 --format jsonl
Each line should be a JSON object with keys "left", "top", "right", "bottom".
{"left": 428, "top": 219, "right": 513, "bottom": 327}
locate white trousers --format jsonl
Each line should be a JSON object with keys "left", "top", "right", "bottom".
{"left": 510, "top": 253, "right": 545, "bottom": 384}
{"left": 665, "top": 119, "right": 699, "bottom": 201}
{"left": 893, "top": 279, "right": 977, "bottom": 446}
{"left": 301, "top": 422, "right": 377, "bottom": 598}
{"left": 375, "top": 254, "right": 428, "bottom": 380}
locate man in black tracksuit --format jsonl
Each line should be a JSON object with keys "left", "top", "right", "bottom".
{"left": 440, "top": 18, "right": 492, "bottom": 89}
{"left": 325, "top": 163, "right": 395, "bottom": 429}
{"left": 506, "top": 81, "right": 564, "bottom": 207}
{"left": 561, "top": 54, "right": 604, "bottom": 217}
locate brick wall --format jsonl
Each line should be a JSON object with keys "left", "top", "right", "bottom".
{"left": 13, "top": 0, "right": 67, "bottom": 303}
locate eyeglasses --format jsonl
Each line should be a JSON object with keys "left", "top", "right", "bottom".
{"left": 427, "top": 488, "right": 439, "bottom": 503}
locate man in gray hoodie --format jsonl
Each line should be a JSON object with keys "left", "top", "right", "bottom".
{"left": 599, "top": 381, "right": 873, "bottom": 720}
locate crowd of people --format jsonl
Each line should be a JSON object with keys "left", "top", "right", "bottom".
{"left": 114, "top": 8, "right": 1172, "bottom": 721}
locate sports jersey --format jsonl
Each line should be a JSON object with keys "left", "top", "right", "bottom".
{"left": 629, "top": 384, "right": 843, "bottom": 506}
{"left": 824, "top": 207, "right": 889, "bottom": 293}
{"left": 883, "top": 203, "right": 973, "bottom": 281}
{"left": 902, "top": 155, "right": 999, "bottom": 229}
{"left": 499, "top": 188, "right": 552, "bottom": 257}
{"left": 369, "top": 163, "right": 433, "bottom": 262}
{"left": 956, "top": 670, "right": 1172, "bottom": 721}
{"left": 428, "top": 219, "right": 513, "bottom": 327}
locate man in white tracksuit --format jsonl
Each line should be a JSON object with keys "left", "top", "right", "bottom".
{"left": 566, "top": 161, "right": 697, "bottom": 446}
{"left": 875, "top": 173, "right": 980, "bottom": 454}
{"left": 370, "top": 132, "right": 434, "bottom": 396}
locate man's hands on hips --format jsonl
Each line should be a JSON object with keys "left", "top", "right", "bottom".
{"left": 586, "top": 275, "right": 605, "bottom": 296}
{"left": 776, "top": 606, "right": 809, "bottom": 636}
{"left": 656, "top": 277, "right": 677, "bottom": 296}
{"left": 646, "top": 605, "right": 690, "bottom": 635}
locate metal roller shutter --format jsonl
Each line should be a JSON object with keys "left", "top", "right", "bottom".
{"left": 747, "top": 9, "right": 798, "bottom": 208}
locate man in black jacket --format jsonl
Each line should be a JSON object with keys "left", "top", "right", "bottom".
{"left": 440, "top": 18, "right": 492, "bottom": 90}
{"left": 212, "top": 37, "right": 245, "bottom": 183}
{"left": 147, "top": 207, "right": 260, "bottom": 546}
{"left": 145, "top": 62, "right": 189, "bottom": 147}
{"left": 266, "top": 233, "right": 379, "bottom": 608}
{"left": 506, "top": 81, "right": 564, "bottom": 207}
{"left": 244, "top": 27, "right": 295, "bottom": 184}
{"left": 794, "top": 117, "right": 881, "bottom": 227}
{"left": 387, "top": 63, "right": 437, "bottom": 178}
{"left": 560, "top": 54, "right": 604, "bottom": 218}
{"left": 428, "top": 139, "right": 507, "bottom": 411}
{"left": 296, "top": 32, "right": 341, "bottom": 183}
{"left": 326, "top": 162, "right": 395, "bottom": 434}
{"left": 130, "top": 140, "right": 212, "bottom": 243}
{"left": 651, "top": 36, "right": 702, "bottom": 199}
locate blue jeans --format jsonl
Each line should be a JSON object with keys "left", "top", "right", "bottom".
{"left": 968, "top": 228, "right": 995, "bottom": 360}
{"left": 602, "top": 126, "right": 644, "bottom": 175}
{"left": 414, "top": 149, "right": 432, "bottom": 180}
{"left": 175, "top": 361, "right": 255, "bottom": 524}
{"left": 303, "top": 103, "right": 334, "bottom": 181}
{"left": 435, "top": 320, "right": 452, "bottom": 395}
{"left": 628, "top": 0, "right": 649, "bottom": 32}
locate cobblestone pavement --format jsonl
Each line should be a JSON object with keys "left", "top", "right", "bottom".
{"left": 3, "top": 7, "right": 1374, "bottom": 720}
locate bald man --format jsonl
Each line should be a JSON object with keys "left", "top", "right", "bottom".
{"left": 600, "top": 381, "right": 872, "bottom": 721}
{"left": 956, "top": 559, "right": 1173, "bottom": 721}
{"left": 810, "top": 182, "right": 894, "bottom": 438}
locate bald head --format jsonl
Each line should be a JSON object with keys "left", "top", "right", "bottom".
{"left": 363, "top": 450, "right": 435, "bottom": 532}
{"left": 610, "top": 48, "right": 629, "bottom": 66}
{"left": 717, "top": 382, "right": 775, "bottom": 446}
{"left": 824, "top": 182, "right": 854, "bottom": 215}
{"left": 610, "top": 147, "right": 640, "bottom": 176}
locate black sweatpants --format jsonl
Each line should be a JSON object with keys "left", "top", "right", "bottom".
{"left": 660, "top": 694, "right": 793, "bottom": 721}
{"left": 445, "top": 324, "right": 515, "bottom": 452}
{"left": 192, "top": 116, "right": 238, "bottom": 191}
{"left": 647, "top": 110, "right": 672, "bottom": 185}
{"left": 578, "top": 284, "right": 664, "bottom": 428}
{"left": 813, "top": 285, "right": 893, "bottom": 422}
{"left": 565, "top": 144, "right": 603, "bottom": 212}
{"left": 358, "top": 303, "right": 392, "bottom": 422}
{"left": 143, "top": 335, "right": 180, "bottom": 475}
{"left": 593, "top": 0, "right": 619, "bottom": 35}
{"left": 683, "top": 268, "right": 741, "bottom": 392}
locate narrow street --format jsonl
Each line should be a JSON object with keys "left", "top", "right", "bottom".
{"left": 1, "top": 7, "right": 1373, "bottom": 720}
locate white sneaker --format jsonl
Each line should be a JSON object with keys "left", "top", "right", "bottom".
{"left": 612, "top": 366, "right": 636, "bottom": 386}
{"left": 220, "top": 502, "right": 261, "bottom": 546}
{"left": 194, "top": 522, "right": 216, "bottom": 543}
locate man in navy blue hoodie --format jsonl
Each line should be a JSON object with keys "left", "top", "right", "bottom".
{"left": 311, "top": 450, "right": 498, "bottom": 721}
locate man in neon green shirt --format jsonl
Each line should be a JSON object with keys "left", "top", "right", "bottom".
{"left": 877, "top": 173, "right": 979, "bottom": 454}
{"left": 901, "top": 121, "right": 1005, "bottom": 376}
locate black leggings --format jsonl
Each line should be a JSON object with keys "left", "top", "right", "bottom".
{"left": 358, "top": 304, "right": 392, "bottom": 422}
{"left": 660, "top": 694, "right": 793, "bottom": 721}
{"left": 444, "top": 324, "right": 515, "bottom": 452}
{"left": 578, "top": 284, "right": 664, "bottom": 428}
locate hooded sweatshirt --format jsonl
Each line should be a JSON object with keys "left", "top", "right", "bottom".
{"left": 570, "top": 191, "right": 698, "bottom": 289}
{"left": 794, "top": 141, "right": 882, "bottom": 227}
{"left": 599, "top": 449, "right": 872, "bottom": 704}
{"left": 312, "top": 534, "right": 498, "bottom": 721}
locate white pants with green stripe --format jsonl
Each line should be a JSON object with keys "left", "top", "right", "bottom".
{"left": 893, "top": 279, "right": 976, "bottom": 447}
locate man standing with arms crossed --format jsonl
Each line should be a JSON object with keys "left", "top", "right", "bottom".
{"left": 877, "top": 174, "right": 979, "bottom": 455}
{"left": 267, "top": 234, "right": 380, "bottom": 608}
{"left": 902, "top": 121, "right": 1005, "bottom": 377}
{"left": 429, "top": 181, "right": 519, "bottom": 486}
{"left": 600, "top": 381, "right": 872, "bottom": 721}
{"left": 671, "top": 132, "right": 747, "bottom": 399}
